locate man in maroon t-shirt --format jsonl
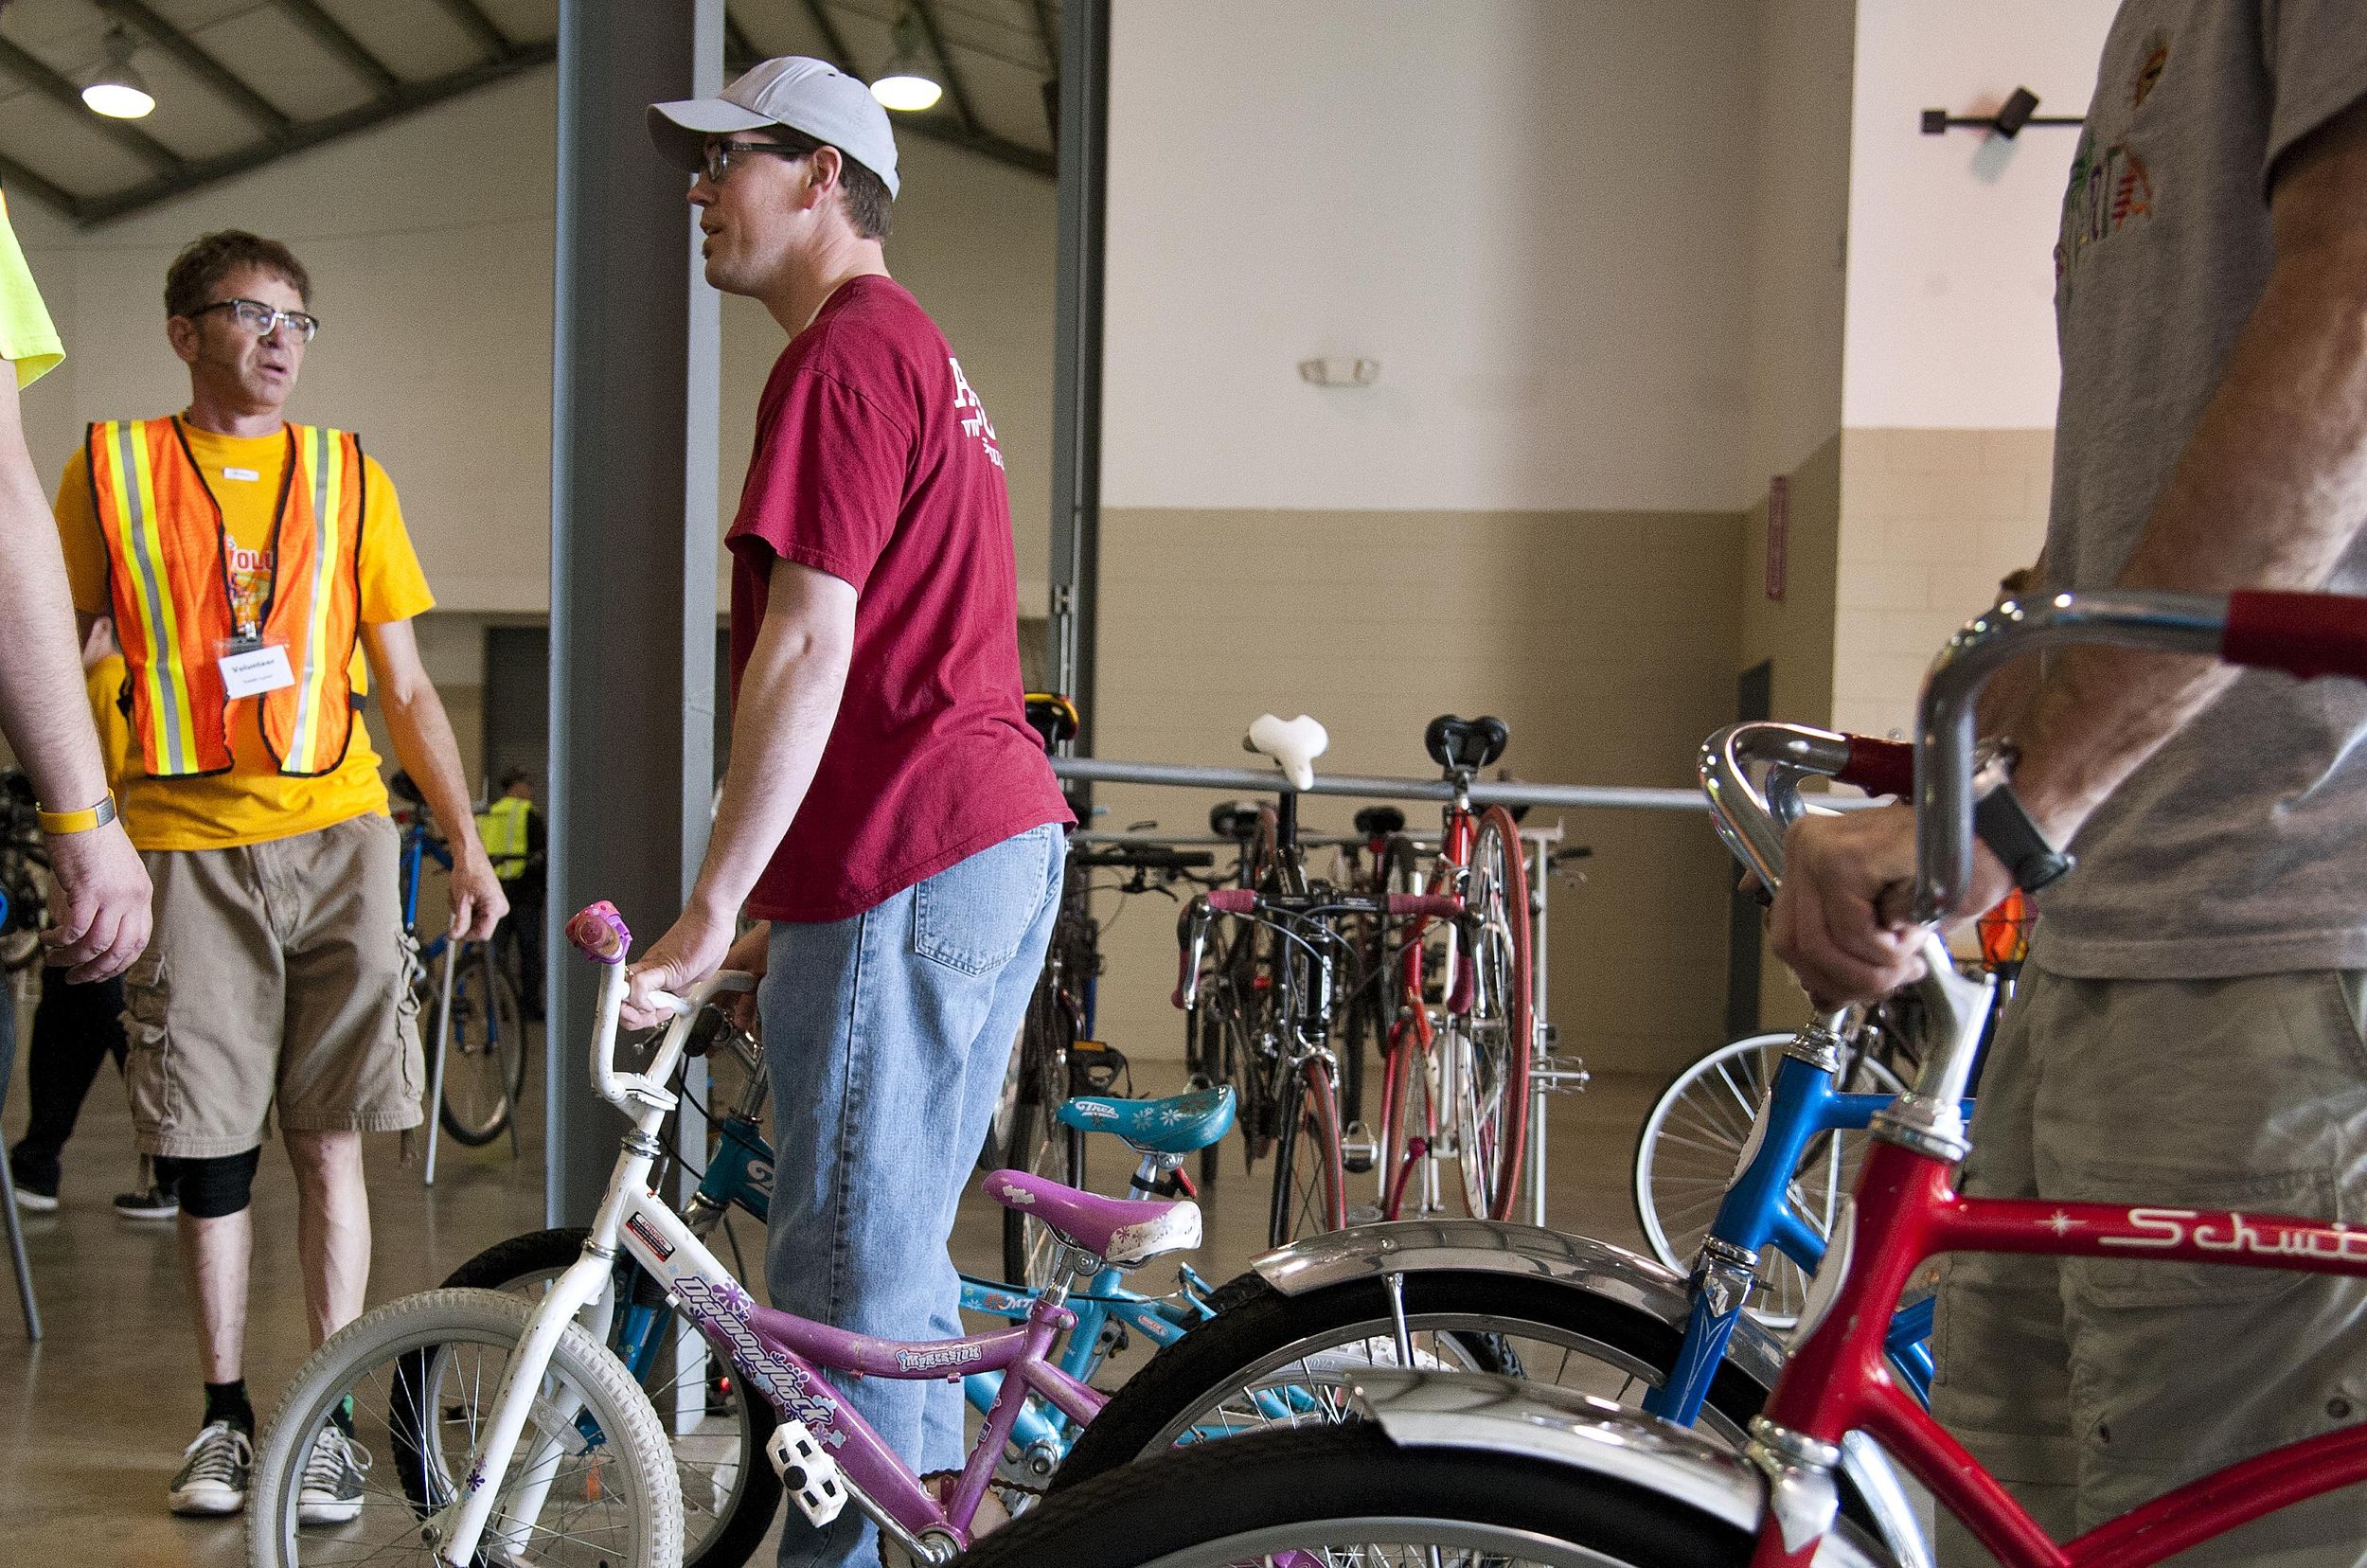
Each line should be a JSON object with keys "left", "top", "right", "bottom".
{"left": 632, "top": 57, "right": 1071, "bottom": 1567}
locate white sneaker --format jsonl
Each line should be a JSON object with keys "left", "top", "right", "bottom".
{"left": 297, "top": 1424, "right": 371, "bottom": 1525}
{"left": 169, "top": 1419, "right": 253, "bottom": 1516}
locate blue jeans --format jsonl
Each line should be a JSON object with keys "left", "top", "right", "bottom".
{"left": 761, "top": 825, "right": 1063, "bottom": 1568}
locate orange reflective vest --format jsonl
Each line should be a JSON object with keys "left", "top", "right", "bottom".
{"left": 88, "top": 418, "right": 366, "bottom": 778}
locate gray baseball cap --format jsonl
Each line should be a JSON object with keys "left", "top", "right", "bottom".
{"left": 649, "top": 56, "right": 900, "bottom": 198}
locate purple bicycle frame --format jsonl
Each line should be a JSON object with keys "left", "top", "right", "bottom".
{"left": 652, "top": 1253, "right": 1107, "bottom": 1548}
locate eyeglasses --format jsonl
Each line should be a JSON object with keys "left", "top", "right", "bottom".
{"left": 190, "top": 297, "right": 320, "bottom": 344}
{"left": 699, "top": 140, "right": 807, "bottom": 187}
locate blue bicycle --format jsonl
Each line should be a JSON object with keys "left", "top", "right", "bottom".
{"left": 441, "top": 1007, "right": 1236, "bottom": 1568}
{"left": 392, "top": 775, "right": 527, "bottom": 1151}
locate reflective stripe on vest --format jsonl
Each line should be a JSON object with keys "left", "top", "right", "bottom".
{"left": 88, "top": 418, "right": 367, "bottom": 778}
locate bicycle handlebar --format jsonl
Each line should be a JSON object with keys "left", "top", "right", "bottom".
{"left": 1911, "top": 588, "right": 2367, "bottom": 922}
{"left": 566, "top": 900, "right": 757, "bottom": 1117}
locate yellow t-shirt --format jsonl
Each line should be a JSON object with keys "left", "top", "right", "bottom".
{"left": 0, "top": 192, "right": 62, "bottom": 385}
{"left": 56, "top": 420, "right": 436, "bottom": 850}
{"left": 84, "top": 652, "right": 130, "bottom": 789}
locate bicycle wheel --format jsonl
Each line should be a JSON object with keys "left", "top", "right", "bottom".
{"left": 1452, "top": 805, "right": 1533, "bottom": 1221}
{"left": 247, "top": 1288, "right": 681, "bottom": 1568}
{"left": 444, "top": 1228, "right": 781, "bottom": 1568}
{"left": 0, "top": 846, "right": 45, "bottom": 972}
{"left": 1266, "top": 1057, "right": 1346, "bottom": 1249}
{"left": 437, "top": 944, "right": 527, "bottom": 1147}
{"left": 1631, "top": 1032, "right": 1904, "bottom": 1327}
{"left": 974, "top": 1423, "right": 1787, "bottom": 1568}
{"left": 1002, "top": 987, "right": 1086, "bottom": 1285}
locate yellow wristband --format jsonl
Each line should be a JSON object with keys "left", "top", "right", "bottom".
{"left": 38, "top": 793, "right": 116, "bottom": 835}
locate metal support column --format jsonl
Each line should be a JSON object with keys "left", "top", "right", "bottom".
{"left": 546, "top": 0, "right": 722, "bottom": 1226}
{"left": 1047, "top": 0, "right": 1109, "bottom": 755}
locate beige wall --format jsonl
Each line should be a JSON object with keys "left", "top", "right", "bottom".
{"left": 1088, "top": 506, "right": 1747, "bottom": 1081}
{"left": 1830, "top": 428, "right": 2053, "bottom": 741}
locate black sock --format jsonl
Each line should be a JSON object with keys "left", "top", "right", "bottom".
{"left": 204, "top": 1380, "right": 253, "bottom": 1434}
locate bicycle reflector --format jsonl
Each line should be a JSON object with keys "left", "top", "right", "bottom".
{"left": 1976, "top": 888, "right": 2033, "bottom": 970}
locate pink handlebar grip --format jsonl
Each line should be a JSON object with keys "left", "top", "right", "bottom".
{"left": 1387, "top": 893, "right": 1463, "bottom": 918}
{"left": 1205, "top": 889, "right": 1257, "bottom": 914}
{"left": 2224, "top": 590, "right": 2367, "bottom": 683}
{"left": 1835, "top": 737, "right": 1914, "bottom": 799}
{"left": 567, "top": 901, "right": 631, "bottom": 965}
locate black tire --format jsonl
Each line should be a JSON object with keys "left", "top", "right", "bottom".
{"left": 963, "top": 1423, "right": 1761, "bottom": 1567}
{"left": 442, "top": 1228, "right": 780, "bottom": 1568}
{"left": 1054, "top": 1269, "right": 1780, "bottom": 1489}
{"left": 1002, "top": 995, "right": 1086, "bottom": 1284}
{"left": 1265, "top": 1059, "right": 1344, "bottom": 1249}
{"left": 436, "top": 944, "right": 528, "bottom": 1147}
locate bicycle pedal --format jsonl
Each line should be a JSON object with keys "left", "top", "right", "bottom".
{"left": 1340, "top": 1121, "right": 1379, "bottom": 1174}
{"left": 766, "top": 1419, "right": 847, "bottom": 1525}
{"left": 1536, "top": 1053, "right": 1592, "bottom": 1094}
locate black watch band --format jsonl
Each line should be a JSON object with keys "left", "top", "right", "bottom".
{"left": 1975, "top": 779, "right": 2073, "bottom": 894}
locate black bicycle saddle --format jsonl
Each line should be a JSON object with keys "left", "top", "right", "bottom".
{"left": 1209, "top": 800, "right": 1264, "bottom": 842}
{"left": 1353, "top": 805, "right": 1407, "bottom": 838}
{"left": 1424, "top": 715, "right": 1509, "bottom": 772}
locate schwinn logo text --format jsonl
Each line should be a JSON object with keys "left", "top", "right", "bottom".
{"left": 670, "top": 1274, "right": 845, "bottom": 1442}
{"left": 896, "top": 1344, "right": 984, "bottom": 1374}
{"left": 2099, "top": 1207, "right": 2367, "bottom": 1263}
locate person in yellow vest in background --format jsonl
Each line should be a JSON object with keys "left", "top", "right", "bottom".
{"left": 8, "top": 616, "right": 175, "bottom": 1219}
{"left": 474, "top": 767, "right": 544, "bottom": 1019}
{"left": 50, "top": 230, "right": 505, "bottom": 1521}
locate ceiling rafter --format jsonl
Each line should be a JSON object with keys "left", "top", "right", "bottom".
{"left": 272, "top": 0, "right": 402, "bottom": 100}
{"left": 1027, "top": 0, "right": 1057, "bottom": 73}
{"left": 425, "top": 0, "right": 515, "bottom": 61}
{"left": 106, "top": 0, "right": 294, "bottom": 140}
{"left": 909, "top": 0, "right": 980, "bottom": 136}
{"left": 0, "top": 32, "right": 184, "bottom": 171}
{"left": 75, "top": 41, "right": 556, "bottom": 225}
{"left": 0, "top": 148, "right": 83, "bottom": 219}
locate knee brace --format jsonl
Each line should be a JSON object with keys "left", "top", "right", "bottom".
{"left": 158, "top": 1148, "right": 261, "bottom": 1220}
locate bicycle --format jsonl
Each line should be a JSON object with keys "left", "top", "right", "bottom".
{"left": 1372, "top": 714, "right": 1536, "bottom": 1226}
{"left": 440, "top": 1002, "right": 1237, "bottom": 1568}
{"left": 248, "top": 899, "right": 1216, "bottom": 1567}
{"left": 391, "top": 775, "right": 528, "bottom": 1156}
{"left": 957, "top": 584, "right": 2367, "bottom": 1568}
{"left": 0, "top": 772, "right": 48, "bottom": 975}
{"left": 995, "top": 835, "right": 1218, "bottom": 1285}
{"left": 1040, "top": 719, "right": 1935, "bottom": 1563}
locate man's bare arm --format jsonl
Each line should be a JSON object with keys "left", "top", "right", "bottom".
{"left": 0, "top": 376, "right": 151, "bottom": 980}
{"left": 621, "top": 556, "right": 854, "bottom": 1025}
{"left": 2016, "top": 97, "right": 2367, "bottom": 846}
{"left": 364, "top": 617, "right": 506, "bottom": 940}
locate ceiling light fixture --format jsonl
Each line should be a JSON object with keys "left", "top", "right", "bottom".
{"left": 870, "top": 5, "right": 944, "bottom": 114}
{"left": 81, "top": 24, "right": 154, "bottom": 119}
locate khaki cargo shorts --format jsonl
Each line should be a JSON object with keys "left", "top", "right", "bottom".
{"left": 123, "top": 812, "right": 423, "bottom": 1157}
{"left": 1931, "top": 967, "right": 2367, "bottom": 1566}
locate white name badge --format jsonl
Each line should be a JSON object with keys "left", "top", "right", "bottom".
{"left": 222, "top": 466, "right": 261, "bottom": 482}
{"left": 220, "top": 643, "right": 295, "bottom": 699}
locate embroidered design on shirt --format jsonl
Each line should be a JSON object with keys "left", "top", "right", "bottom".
{"left": 948, "top": 356, "right": 1004, "bottom": 472}
{"left": 2131, "top": 32, "right": 2169, "bottom": 109}
{"left": 2055, "top": 132, "right": 2153, "bottom": 289}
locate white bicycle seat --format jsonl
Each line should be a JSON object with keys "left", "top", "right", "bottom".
{"left": 1244, "top": 714, "right": 1329, "bottom": 792}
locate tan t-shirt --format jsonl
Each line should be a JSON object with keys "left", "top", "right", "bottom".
{"left": 56, "top": 420, "right": 435, "bottom": 851}
{"left": 2032, "top": 0, "right": 2367, "bottom": 978}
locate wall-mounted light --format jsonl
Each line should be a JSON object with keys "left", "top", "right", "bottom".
{"left": 81, "top": 24, "right": 154, "bottom": 118}
{"left": 1920, "top": 86, "right": 2080, "bottom": 139}
{"left": 1299, "top": 357, "right": 1379, "bottom": 388}
{"left": 871, "top": 6, "right": 944, "bottom": 114}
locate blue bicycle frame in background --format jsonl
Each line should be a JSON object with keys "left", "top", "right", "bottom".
{"left": 397, "top": 799, "right": 455, "bottom": 968}
{"left": 1644, "top": 1028, "right": 1961, "bottom": 1428}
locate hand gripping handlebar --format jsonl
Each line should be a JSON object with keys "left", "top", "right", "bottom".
{"left": 565, "top": 900, "right": 756, "bottom": 1117}
{"left": 1698, "top": 724, "right": 1911, "bottom": 893}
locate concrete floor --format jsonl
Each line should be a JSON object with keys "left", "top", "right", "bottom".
{"left": 0, "top": 1028, "right": 1662, "bottom": 1566}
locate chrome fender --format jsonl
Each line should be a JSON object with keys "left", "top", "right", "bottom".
{"left": 1255, "top": 1222, "right": 1931, "bottom": 1568}
{"left": 1250, "top": 1220, "right": 1791, "bottom": 1390}
{"left": 1349, "top": 1370, "right": 1893, "bottom": 1568}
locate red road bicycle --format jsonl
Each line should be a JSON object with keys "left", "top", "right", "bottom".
{"left": 1374, "top": 715, "right": 1536, "bottom": 1224}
